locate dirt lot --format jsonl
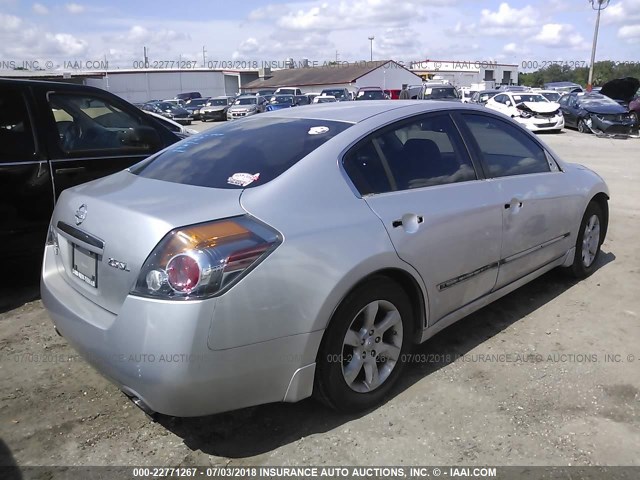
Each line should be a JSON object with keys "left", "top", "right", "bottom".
{"left": 1, "top": 127, "right": 639, "bottom": 468}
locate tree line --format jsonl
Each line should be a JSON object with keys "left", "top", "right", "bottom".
{"left": 519, "top": 61, "right": 640, "bottom": 87}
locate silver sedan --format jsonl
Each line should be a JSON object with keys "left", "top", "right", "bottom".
{"left": 42, "top": 101, "right": 609, "bottom": 417}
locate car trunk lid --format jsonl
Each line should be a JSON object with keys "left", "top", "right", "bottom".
{"left": 51, "top": 170, "right": 245, "bottom": 314}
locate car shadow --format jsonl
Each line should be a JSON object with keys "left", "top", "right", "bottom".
{"left": 0, "top": 438, "right": 23, "bottom": 479}
{"left": 0, "top": 262, "right": 41, "bottom": 315}
{"left": 159, "top": 250, "right": 615, "bottom": 458}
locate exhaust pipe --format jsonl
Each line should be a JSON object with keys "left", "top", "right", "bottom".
{"left": 127, "top": 395, "right": 158, "bottom": 422}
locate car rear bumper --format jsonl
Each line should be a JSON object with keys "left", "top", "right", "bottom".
{"left": 201, "top": 110, "right": 226, "bottom": 120}
{"left": 41, "top": 245, "right": 322, "bottom": 417}
{"left": 227, "top": 110, "right": 258, "bottom": 120}
{"left": 172, "top": 116, "right": 192, "bottom": 125}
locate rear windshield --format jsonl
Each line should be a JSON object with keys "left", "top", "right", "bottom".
{"left": 423, "top": 87, "right": 459, "bottom": 99}
{"left": 357, "top": 90, "right": 385, "bottom": 100}
{"left": 132, "top": 117, "right": 352, "bottom": 188}
{"left": 271, "top": 96, "right": 294, "bottom": 104}
{"left": 322, "top": 89, "right": 347, "bottom": 99}
{"left": 235, "top": 97, "right": 257, "bottom": 105}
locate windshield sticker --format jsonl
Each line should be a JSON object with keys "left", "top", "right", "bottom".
{"left": 227, "top": 172, "right": 260, "bottom": 187}
{"left": 514, "top": 95, "right": 521, "bottom": 101}
{"left": 308, "top": 126, "right": 330, "bottom": 135}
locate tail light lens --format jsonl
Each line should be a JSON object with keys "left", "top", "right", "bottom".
{"left": 46, "top": 224, "right": 58, "bottom": 248}
{"left": 131, "top": 216, "right": 281, "bottom": 300}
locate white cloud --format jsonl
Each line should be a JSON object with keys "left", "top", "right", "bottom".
{"left": 113, "top": 25, "right": 190, "bottom": 46}
{"left": 0, "top": 13, "right": 89, "bottom": 59}
{"left": 375, "top": 27, "right": 425, "bottom": 62}
{"left": 274, "top": 1, "right": 430, "bottom": 31}
{"left": 503, "top": 42, "right": 519, "bottom": 53}
{"left": 602, "top": 0, "right": 640, "bottom": 24}
{"left": 45, "top": 33, "right": 88, "bottom": 55}
{"left": 601, "top": 0, "right": 640, "bottom": 43}
{"left": 66, "top": 3, "right": 85, "bottom": 14}
{"left": 233, "top": 30, "right": 334, "bottom": 59}
{"left": 618, "top": 24, "right": 640, "bottom": 41}
{"left": 3, "top": 27, "right": 88, "bottom": 57}
{"left": 479, "top": 2, "right": 539, "bottom": 35}
{"left": 32, "top": 3, "right": 49, "bottom": 15}
{"left": 248, "top": 5, "right": 283, "bottom": 21}
{"left": 0, "top": 13, "right": 22, "bottom": 31}
{"left": 533, "top": 23, "right": 586, "bottom": 49}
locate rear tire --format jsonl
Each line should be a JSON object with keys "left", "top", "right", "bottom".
{"left": 565, "top": 201, "right": 604, "bottom": 279}
{"left": 314, "top": 277, "right": 413, "bottom": 412}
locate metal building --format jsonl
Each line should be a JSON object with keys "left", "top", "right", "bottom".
{"left": 84, "top": 69, "right": 259, "bottom": 103}
{"left": 410, "top": 60, "right": 519, "bottom": 88}
{"left": 243, "top": 60, "right": 422, "bottom": 95}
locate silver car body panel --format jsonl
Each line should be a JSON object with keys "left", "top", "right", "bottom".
{"left": 42, "top": 101, "right": 609, "bottom": 416}
{"left": 50, "top": 171, "right": 245, "bottom": 314}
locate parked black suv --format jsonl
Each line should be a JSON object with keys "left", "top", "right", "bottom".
{"left": 0, "top": 78, "right": 181, "bottom": 260}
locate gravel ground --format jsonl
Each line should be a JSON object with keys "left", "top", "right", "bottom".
{"left": 0, "top": 127, "right": 639, "bottom": 468}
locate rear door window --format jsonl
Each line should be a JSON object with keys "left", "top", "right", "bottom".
{"left": 462, "top": 114, "right": 550, "bottom": 178}
{"left": 132, "top": 117, "right": 352, "bottom": 188}
{"left": 0, "top": 87, "right": 36, "bottom": 162}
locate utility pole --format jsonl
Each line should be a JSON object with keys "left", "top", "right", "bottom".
{"left": 587, "top": 0, "right": 610, "bottom": 91}
{"left": 368, "top": 36, "right": 374, "bottom": 62}
{"left": 202, "top": 46, "right": 207, "bottom": 68}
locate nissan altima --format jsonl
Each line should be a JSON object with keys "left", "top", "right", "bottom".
{"left": 42, "top": 101, "right": 609, "bottom": 417}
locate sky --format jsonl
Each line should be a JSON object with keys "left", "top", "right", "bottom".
{"left": 0, "top": 0, "right": 639, "bottom": 71}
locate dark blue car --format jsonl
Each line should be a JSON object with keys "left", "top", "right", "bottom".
{"left": 266, "top": 95, "right": 296, "bottom": 111}
{"left": 558, "top": 93, "right": 637, "bottom": 136}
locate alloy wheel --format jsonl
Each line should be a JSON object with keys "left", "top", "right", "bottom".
{"left": 341, "top": 300, "right": 403, "bottom": 393}
{"left": 582, "top": 214, "right": 600, "bottom": 268}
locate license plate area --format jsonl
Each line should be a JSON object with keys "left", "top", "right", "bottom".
{"left": 72, "top": 244, "right": 98, "bottom": 288}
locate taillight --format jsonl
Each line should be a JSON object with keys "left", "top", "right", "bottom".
{"left": 131, "top": 216, "right": 281, "bottom": 300}
{"left": 166, "top": 254, "right": 201, "bottom": 292}
{"left": 46, "top": 224, "right": 58, "bottom": 247}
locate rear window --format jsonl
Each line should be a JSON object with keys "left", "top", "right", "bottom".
{"left": 132, "top": 117, "right": 352, "bottom": 188}
{"left": 423, "top": 87, "right": 459, "bottom": 100}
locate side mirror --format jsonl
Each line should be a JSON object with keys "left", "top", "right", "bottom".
{"left": 123, "top": 126, "right": 162, "bottom": 150}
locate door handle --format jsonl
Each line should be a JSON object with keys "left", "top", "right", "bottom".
{"left": 393, "top": 215, "right": 423, "bottom": 228}
{"left": 56, "top": 167, "right": 86, "bottom": 175}
{"left": 504, "top": 199, "right": 523, "bottom": 210}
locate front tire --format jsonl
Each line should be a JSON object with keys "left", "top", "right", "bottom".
{"left": 578, "top": 119, "right": 591, "bottom": 134}
{"left": 565, "top": 201, "right": 605, "bottom": 278}
{"left": 314, "top": 277, "right": 413, "bottom": 412}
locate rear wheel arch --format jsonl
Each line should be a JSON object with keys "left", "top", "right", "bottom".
{"left": 320, "top": 268, "right": 427, "bottom": 347}
{"left": 313, "top": 269, "right": 426, "bottom": 411}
